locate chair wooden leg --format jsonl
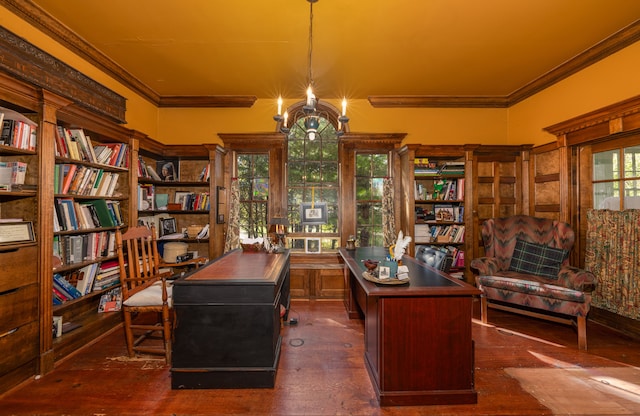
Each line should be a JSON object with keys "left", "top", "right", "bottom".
{"left": 480, "top": 296, "right": 488, "bottom": 324}
{"left": 123, "top": 309, "right": 135, "bottom": 358}
{"left": 577, "top": 316, "right": 587, "bottom": 350}
{"left": 162, "top": 307, "right": 172, "bottom": 363}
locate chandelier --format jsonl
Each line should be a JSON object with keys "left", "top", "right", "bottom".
{"left": 273, "top": 0, "right": 349, "bottom": 141}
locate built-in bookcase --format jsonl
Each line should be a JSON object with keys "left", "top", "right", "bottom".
{"left": 49, "top": 118, "right": 132, "bottom": 361}
{"left": 136, "top": 150, "right": 212, "bottom": 260}
{"left": 0, "top": 99, "right": 42, "bottom": 393}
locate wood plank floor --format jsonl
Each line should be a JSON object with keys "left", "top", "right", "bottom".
{"left": 2, "top": 299, "right": 640, "bottom": 415}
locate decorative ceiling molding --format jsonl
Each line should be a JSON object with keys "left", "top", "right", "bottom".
{"left": 0, "top": 25, "right": 126, "bottom": 123}
{"left": 158, "top": 96, "right": 257, "bottom": 108}
{"left": 368, "top": 96, "right": 510, "bottom": 108}
{"left": 0, "top": 0, "right": 159, "bottom": 105}
{"left": 370, "top": 19, "right": 640, "bottom": 109}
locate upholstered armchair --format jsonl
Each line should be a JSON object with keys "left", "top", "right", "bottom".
{"left": 470, "top": 215, "right": 597, "bottom": 349}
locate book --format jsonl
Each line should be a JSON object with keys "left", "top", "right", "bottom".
{"left": 98, "top": 287, "right": 122, "bottom": 312}
{"left": 85, "top": 199, "right": 116, "bottom": 227}
{"left": 53, "top": 273, "right": 83, "bottom": 299}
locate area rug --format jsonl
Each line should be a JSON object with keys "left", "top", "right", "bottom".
{"left": 505, "top": 366, "right": 640, "bottom": 415}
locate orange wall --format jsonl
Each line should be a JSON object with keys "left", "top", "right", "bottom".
{"left": 2, "top": 5, "right": 639, "bottom": 147}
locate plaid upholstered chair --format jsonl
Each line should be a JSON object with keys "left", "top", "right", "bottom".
{"left": 470, "top": 215, "right": 596, "bottom": 349}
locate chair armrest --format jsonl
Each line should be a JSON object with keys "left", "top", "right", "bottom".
{"left": 470, "top": 257, "right": 501, "bottom": 276}
{"left": 557, "top": 266, "right": 597, "bottom": 292}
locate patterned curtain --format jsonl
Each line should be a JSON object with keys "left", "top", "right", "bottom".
{"left": 585, "top": 209, "right": 640, "bottom": 319}
{"left": 224, "top": 178, "right": 240, "bottom": 253}
{"left": 382, "top": 177, "right": 396, "bottom": 247}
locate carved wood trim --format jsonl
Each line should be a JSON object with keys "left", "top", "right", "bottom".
{"left": 368, "top": 95, "right": 510, "bottom": 108}
{"left": 158, "top": 96, "right": 257, "bottom": 108}
{"left": 0, "top": 25, "right": 126, "bottom": 123}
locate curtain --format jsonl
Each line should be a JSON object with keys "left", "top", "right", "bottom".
{"left": 382, "top": 177, "right": 396, "bottom": 247}
{"left": 224, "top": 178, "right": 240, "bottom": 253}
{"left": 585, "top": 209, "right": 640, "bottom": 319}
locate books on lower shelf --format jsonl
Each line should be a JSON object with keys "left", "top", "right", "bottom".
{"left": 98, "top": 287, "right": 122, "bottom": 313}
{"left": 414, "top": 224, "right": 465, "bottom": 244}
{"left": 52, "top": 259, "right": 121, "bottom": 305}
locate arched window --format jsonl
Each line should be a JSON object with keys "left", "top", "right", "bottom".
{"left": 284, "top": 101, "right": 343, "bottom": 252}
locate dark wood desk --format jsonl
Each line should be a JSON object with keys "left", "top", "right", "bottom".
{"left": 171, "top": 249, "right": 290, "bottom": 389}
{"left": 340, "top": 247, "right": 480, "bottom": 406}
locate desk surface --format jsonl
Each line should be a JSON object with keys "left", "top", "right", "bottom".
{"left": 179, "top": 249, "right": 289, "bottom": 283}
{"left": 340, "top": 247, "right": 480, "bottom": 297}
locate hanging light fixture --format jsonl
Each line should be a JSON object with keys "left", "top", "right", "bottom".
{"left": 273, "top": 0, "right": 349, "bottom": 141}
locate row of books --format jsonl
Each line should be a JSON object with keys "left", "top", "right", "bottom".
{"left": 52, "top": 260, "right": 121, "bottom": 305}
{"left": 137, "top": 184, "right": 210, "bottom": 211}
{"left": 415, "top": 223, "right": 465, "bottom": 243}
{"left": 0, "top": 115, "right": 37, "bottom": 151}
{"left": 137, "top": 157, "right": 162, "bottom": 180}
{"left": 415, "top": 178, "right": 464, "bottom": 201}
{"left": 53, "top": 231, "right": 117, "bottom": 265}
{"left": 54, "top": 198, "right": 123, "bottom": 232}
{"left": 55, "top": 125, "right": 129, "bottom": 168}
{"left": 415, "top": 160, "right": 465, "bottom": 176}
{"left": 54, "top": 164, "right": 120, "bottom": 197}
{"left": 0, "top": 161, "right": 27, "bottom": 185}
{"left": 176, "top": 191, "right": 210, "bottom": 211}
{"left": 445, "top": 245, "right": 465, "bottom": 269}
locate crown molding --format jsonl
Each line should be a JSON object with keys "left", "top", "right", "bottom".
{"left": 368, "top": 96, "right": 509, "bottom": 108}
{"left": 158, "top": 96, "right": 256, "bottom": 108}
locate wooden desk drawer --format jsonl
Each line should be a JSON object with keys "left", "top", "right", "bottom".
{"left": 0, "top": 245, "right": 37, "bottom": 293}
{"left": 0, "top": 283, "right": 38, "bottom": 334}
{"left": 0, "top": 320, "right": 38, "bottom": 375}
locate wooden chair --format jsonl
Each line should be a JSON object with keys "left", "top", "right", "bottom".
{"left": 116, "top": 225, "right": 205, "bottom": 362}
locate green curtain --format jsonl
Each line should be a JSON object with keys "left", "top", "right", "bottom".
{"left": 585, "top": 209, "right": 640, "bottom": 319}
{"left": 224, "top": 178, "right": 240, "bottom": 253}
{"left": 382, "top": 177, "right": 396, "bottom": 247}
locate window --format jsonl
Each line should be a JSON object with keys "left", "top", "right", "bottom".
{"left": 287, "top": 116, "right": 340, "bottom": 252}
{"left": 237, "top": 153, "right": 269, "bottom": 239}
{"left": 355, "top": 153, "right": 389, "bottom": 247}
{"left": 593, "top": 145, "right": 640, "bottom": 210}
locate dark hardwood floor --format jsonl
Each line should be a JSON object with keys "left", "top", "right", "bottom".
{"left": 2, "top": 299, "right": 640, "bottom": 415}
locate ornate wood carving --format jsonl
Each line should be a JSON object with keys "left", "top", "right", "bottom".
{"left": 0, "top": 26, "right": 126, "bottom": 123}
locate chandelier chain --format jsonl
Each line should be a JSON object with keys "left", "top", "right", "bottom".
{"left": 307, "top": 1, "right": 314, "bottom": 88}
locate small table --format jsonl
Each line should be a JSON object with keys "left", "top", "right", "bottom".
{"left": 340, "top": 247, "right": 480, "bottom": 406}
{"left": 171, "top": 249, "right": 290, "bottom": 389}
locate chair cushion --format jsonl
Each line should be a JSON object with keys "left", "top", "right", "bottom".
{"left": 123, "top": 281, "right": 172, "bottom": 307}
{"left": 508, "top": 239, "right": 568, "bottom": 280}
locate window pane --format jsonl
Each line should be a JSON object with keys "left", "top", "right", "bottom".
{"left": 356, "top": 154, "right": 370, "bottom": 176}
{"left": 372, "top": 154, "right": 388, "bottom": 177}
{"left": 356, "top": 177, "right": 371, "bottom": 199}
{"left": 623, "top": 146, "right": 640, "bottom": 179}
{"left": 288, "top": 162, "right": 305, "bottom": 185}
{"left": 371, "top": 178, "right": 384, "bottom": 200}
{"left": 593, "top": 150, "right": 619, "bottom": 181}
{"left": 237, "top": 153, "right": 269, "bottom": 239}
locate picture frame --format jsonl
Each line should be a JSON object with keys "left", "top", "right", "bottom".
{"left": 0, "top": 221, "right": 35, "bottom": 245}
{"left": 159, "top": 217, "right": 177, "bottom": 237}
{"left": 156, "top": 158, "right": 180, "bottom": 182}
{"left": 300, "top": 202, "right": 327, "bottom": 225}
{"left": 305, "top": 238, "right": 321, "bottom": 254}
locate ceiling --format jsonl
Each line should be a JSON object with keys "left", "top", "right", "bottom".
{"left": 22, "top": 0, "right": 640, "bottom": 105}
